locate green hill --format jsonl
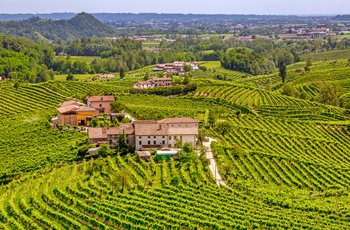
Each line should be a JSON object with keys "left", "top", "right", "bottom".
{"left": 0, "top": 12, "right": 115, "bottom": 41}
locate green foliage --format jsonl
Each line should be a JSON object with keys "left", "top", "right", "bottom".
{"left": 318, "top": 82, "right": 341, "bottom": 106}
{"left": 98, "top": 144, "right": 113, "bottom": 158}
{"left": 66, "top": 73, "right": 74, "bottom": 81}
{"left": 111, "top": 100, "right": 126, "bottom": 113}
{"left": 221, "top": 48, "right": 275, "bottom": 75}
{"left": 0, "top": 12, "right": 114, "bottom": 41}
{"left": 279, "top": 60, "right": 287, "bottom": 83}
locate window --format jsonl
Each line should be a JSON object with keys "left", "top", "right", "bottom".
{"left": 174, "top": 136, "right": 177, "bottom": 140}
{"left": 139, "top": 136, "right": 141, "bottom": 139}
{"left": 154, "top": 136, "right": 156, "bottom": 138}
{"left": 139, "top": 141, "right": 142, "bottom": 145}
{"left": 169, "top": 136, "right": 172, "bottom": 140}
{"left": 148, "top": 136, "right": 150, "bottom": 138}
{"left": 162, "top": 136, "right": 165, "bottom": 138}
{"left": 162, "top": 140, "right": 165, "bottom": 145}
{"left": 126, "top": 140, "right": 129, "bottom": 144}
{"left": 154, "top": 141, "right": 156, "bottom": 145}
{"left": 148, "top": 141, "right": 150, "bottom": 145}
{"left": 99, "top": 104, "right": 102, "bottom": 107}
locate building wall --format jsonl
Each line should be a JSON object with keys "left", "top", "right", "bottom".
{"left": 168, "top": 135, "right": 197, "bottom": 148}
{"left": 89, "top": 138, "right": 108, "bottom": 145}
{"left": 135, "top": 135, "right": 168, "bottom": 150}
{"left": 107, "top": 134, "right": 135, "bottom": 148}
{"left": 89, "top": 101, "right": 113, "bottom": 114}
{"left": 62, "top": 114, "right": 77, "bottom": 126}
{"left": 168, "top": 122, "right": 198, "bottom": 128}
{"left": 76, "top": 111, "right": 95, "bottom": 126}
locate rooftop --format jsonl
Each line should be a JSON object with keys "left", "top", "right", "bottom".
{"left": 135, "top": 123, "right": 169, "bottom": 136}
{"left": 88, "top": 128, "right": 107, "bottom": 139}
{"left": 158, "top": 117, "right": 198, "bottom": 124}
{"left": 86, "top": 95, "right": 115, "bottom": 102}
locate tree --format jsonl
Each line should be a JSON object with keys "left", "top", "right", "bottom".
{"left": 98, "top": 144, "right": 113, "bottom": 158}
{"left": 215, "top": 121, "right": 233, "bottom": 137}
{"left": 111, "top": 101, "right": 126, "bottom": 113}
{"left": 14, "top": 82, "right": 20, "bottom": 90}
{"left": 119, "top": 68, "right": 125, "bottom": 79}
{"left": 279, "top": 60, "right": 287, "bottom": 84}
{"left": 66, "top": 73, "right": 74, "bottom": 81}
{"left": 318, "top": 82, "right": 340, "bottom": 106}
{"left": 183, "top": 74, "right": 190, "bottom": 85}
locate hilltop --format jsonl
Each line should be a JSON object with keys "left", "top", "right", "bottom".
{"left": 0, "top": 12, "right": 115, "bottom": 41}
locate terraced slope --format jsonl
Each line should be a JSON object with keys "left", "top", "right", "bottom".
{"left": 0, "top": 156, "right": 348, "bottom": 230}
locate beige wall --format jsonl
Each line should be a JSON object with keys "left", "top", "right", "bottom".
{"left": 168, "top": 135, "right": 197, "bottom": 148}
{"left": 108, "top": 134, "right": 135, "bottom": 148}
{"left": 135, "top": 135, "right": 168, "bottom": 150}
{"left": 168, "top": 122, "right": 198, "bottom": 128}
{"left": 89, "top": 101, "right": 112, "bottom": 114}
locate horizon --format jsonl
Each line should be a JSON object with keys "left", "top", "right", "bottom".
{"left": 0, "top": 12, "right": 345, "bottom": 17}
{"left": 1, "top": 0, "right": 349, "bottom": 15}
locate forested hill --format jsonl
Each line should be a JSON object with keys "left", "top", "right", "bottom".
{"left": 0, "top": 12, "right": 115, "bottom": 41}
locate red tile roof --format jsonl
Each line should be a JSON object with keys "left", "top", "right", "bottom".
{"left": 88, "top": 128, "right": 107, "bottom": 139}
{"left": 86, "top": 96, "right": 115, "bottom": 102}
{"left": 107, "top": 124, "right": 135, "bottom": 135}
{"left": 158, "top": 118, "right": 198, "bottom": 124}
{"left": 135, "top": 123, "right": 169, "bottom": 136}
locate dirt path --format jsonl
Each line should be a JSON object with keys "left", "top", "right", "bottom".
{"left": 203, "top": 137, "right": 227, "bottom": 187}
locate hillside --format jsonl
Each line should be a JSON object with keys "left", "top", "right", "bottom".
{"left": 1, "top": 57, "right": 350, "bottom": 229}
{"left": 0, "top": 12, "right": 115, "bottom": 41}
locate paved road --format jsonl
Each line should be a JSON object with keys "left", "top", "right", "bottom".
{"left": 203, "top": 137, "right": 227, "bottom": 187}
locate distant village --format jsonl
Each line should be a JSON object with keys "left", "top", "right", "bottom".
{"left": 133, "top": 61, "right": 198, "bottom": 89}
{"left": 54, "top": 95, "right": 199, "bottom": 160}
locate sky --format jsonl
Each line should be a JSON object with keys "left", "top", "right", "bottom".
{"left": 0, "top": 0, "right": 349, "bottom": 15}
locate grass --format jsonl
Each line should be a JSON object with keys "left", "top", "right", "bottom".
{"left": 301, "top": 50, "right": 350, "bottom": 61}
{"left": 55, "top": 56, "right": 100, "bottom": 63}
{"left": 142, "top": 42, "right": 160, "bottom": 48}
{"left": 54, "top": 73, "right": 103, "bottom": 81}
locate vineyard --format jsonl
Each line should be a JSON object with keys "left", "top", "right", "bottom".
{"left": 1, "top": 56, "right": 350, "bottom": 229}
{"left": 0, "top": 83, "right": 88, "bottom": 184}
{"left": 0, "top": 155, "right": 349, "bottom": 229}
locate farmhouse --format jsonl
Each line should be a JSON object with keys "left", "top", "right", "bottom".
{"left": 153, "top": 61, "right": 199, "bottom": 75}
{"left": 86, "top": 95, "right": 115, "bottom": 114}
{"left": 57, "top": 96, "right": 115, "bottom": 126}
{"left": 88, "top": 117, "right": 199, "bottom": 150}
{"left": 133, "top": 77, "right": 172, "bottom": 89}
{"left": 57, "top": 100, "right": 96, "bottom": 126}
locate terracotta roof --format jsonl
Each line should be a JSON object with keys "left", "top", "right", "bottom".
{"left": 86, "top": 96, "right": 115, "bottom": 102}
{"left": 133, "top": 120, "right": 158, "bottom": 124}
{"left": 158, "top": 118, "right": 198, "bottom": 124}
{"left": 135, "top": 123, "right": 169, "bottom": 136}
{"left": 76, "top": 106, "right": 95, "bottom": 112}
{"left": 88, "top": 128, "right": 107, "bottom": 139}
{"left": 168, "top": 127, "right": 198, "bottom": 135}
{"left": 151, "top": 78, "right": 172, "bottom": 81}
{"left": 60, "top": 100, "right": 85, "bottom": 107}
{"left": 107, "top": 124, "right": 135, "bottom": 135}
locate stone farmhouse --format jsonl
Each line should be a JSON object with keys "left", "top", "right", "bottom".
{"left": 56, "top": 96, "right": 115, "bottom": 126}
{"left": 88, "top": 117, "right": 199, "bottom": 150}
{"left": 133, "top": 77, "right": 172, "bottom": 89}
